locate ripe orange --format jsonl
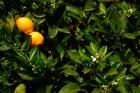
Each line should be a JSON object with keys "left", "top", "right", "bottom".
{"left": 29, "top": 32, "right": 44, "bottom": 47}
{"left": 16, "top": 17, "right": 34, "bottom": 34}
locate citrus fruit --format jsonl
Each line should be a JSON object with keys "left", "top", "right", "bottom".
{"left": 16, "top": 17, "right": 34, "bottom": 34}
{"left": 29, "top": 32, "right": 44, "bottom": 46}
{"left": 14, "top": 83, "right": 26, "bottom": 93}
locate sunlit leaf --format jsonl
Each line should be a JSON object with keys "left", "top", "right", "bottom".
{"left": 84, "top": 0, "right": 96, "bottom": 11}
{"left": 5, "top": 14, "right": 15, "bottom": 32}
{"left": 48, "top": 26, "right": 58, "bottom": 39}
{"left": 87, "top": 42, "right": 99, "bottom": 56}
{"left": 99, "top": 3, "right": 106, "bottom": 14}
{"left": 68, "top": 50, "right": 81, "bottom": 64}
{"left": 57, "top": 45, "right": 65, "bottom": 60}
{"left": 98, "top": 46, "right": 107, "bottom": 57}
{"left": 59, "top": 83, "right": 80, "bottom": 93}
{"left": 122, "top": 33, "right": 136, "bottom": 39}
{"left": 0, "top": 42, "right": 11, "bottom": 51}
{"left": 115, "top": 68, "right": 126, "bottom": 81}
{"left": 46, "top": 85, "right": 53, "bottom": 93}
{"left": 29, "top": 47, "right": 38, "bottom": 61}
{"left": 132, "top": 87, "right": 140, "bottom": 93}
{"left": 91, "top": 88, "right": 100, "bottom": 93}
{"left": 61, "top": 69, "right": 79, "bottom": 76}
{"left": 18, "top": 73, "right": 33, "bottom": 81}
{"left": 66, "top": 4, "right": 85, "bottom": 19}
{"left": 83, "top": 67, "right": 91, "bottom": 74}
{"left": 106, "top": 68, "right": 118, "bottom": 76}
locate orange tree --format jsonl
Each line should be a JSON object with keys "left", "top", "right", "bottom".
{"left": 0, "top": 0, "right": 140, "bottom": 93}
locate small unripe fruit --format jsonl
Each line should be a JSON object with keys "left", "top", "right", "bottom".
{"left": 14, "top": 83, "right": 26, "bottom": 93}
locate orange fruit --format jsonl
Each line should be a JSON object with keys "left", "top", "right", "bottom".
{"left": 16, "top": 17, "right": 34, "bottom": 34}
{"left": 29, "top": 32, "right": 44, "bottom": 47}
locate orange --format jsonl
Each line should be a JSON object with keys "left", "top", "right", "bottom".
{"left": 16, "top": 17, "right": 34, "bottom": 34}
{"left": 29, "top": 32, "right": 44, "bottom": 47}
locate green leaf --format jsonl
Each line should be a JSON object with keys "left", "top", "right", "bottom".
{"left": 79, "top": 49, "right": 90, "bottom": 61}
{"left": 46, "top": 85, "right": 53, "bottom": 93}
{"left": 18, "top": 73, "right": 33, "bottom": 81}
{"left": 132, "top": 87, "right": 140, "bottom": 93}
{"left": 58, "top": 27, "right": 70, "bottom": 34}
{"left": 48, "top": 56, "right": 58, "bottom": 68}
{"left": 118, "top": 84, "right": 128, "bottom": 93}
{"left": 32, "top": 50, "right": 42, "bottom": 65}
{"left": 0, "top": 42, "right": 11, "bottom": 51}
{"left": 87, "top": 42, "right": 99, "bottom": 56}
{"left": 108, "top": 8, "right": 127, "bottom": 32}
{"left": 6, "top": 14, "right": 15, "bottom": 32}
{"left": 13, "top": 48, "right": 28, "bottom": 62}
{"left": 48, "top": 26, "right": 58, "bottom": 39}
{"left": 131, "top": 63, "right": 140, "bottom": 70}
{"left": 100, "top": 52, "right": 112, "bottom": 62}
{"left": 59, "top": 83, "right": 80, "bottom": 93}
{"left": 95, "top": 77, "right": 102, "bottom": 84}
{"left": 106, "top": 68, "right": 118, "bottom": 76}
{"left": 83, "top": 67, "right": 91, "bottom": 74}
{"left": 122, "top": 33, "right": 136, "bottom": 39}
{"left": 43, "top": 56, "right": 58, "bottom": 69}
{"left": 99, "top": 3, "right": 106, "bottom": 14}
{"left": 29, "top": 47, "right": 38, "bottom": 61}
{"left": 32, "top": 12, "right": 45, "bottom": 18}
{"left": 61, "top": 35, "right": 70, "bottom": 44}
{"left": 40, "top": 52, "right": 49, "bottom": 65}
{"left": 115, "top": 68, "right": 126, "bottom": 81}
{"left": 57, "top": 45, "right": 65, "bottom": 60}
{"left": 98, "top": 46, "right": 107, "bottom": 57}
{"left": 91, "top": 88, "right": 100, "bottom": 93}
{"left": 125, "top": 48, "right": 131, "bottom": 57}
{"left": 117, "top": 1, "right": 128, "bottom": 10}
{"left": 117, "top": 80, "right": 128, "bottom": 93}
{"left": 36, "top": 18, "right": 46, "bottom": 25}
{"left": 66, "top": 4, "right": 85, "bottom": 19}
{"left": 84, "top": 0, "right": 96, "bottom": 11}
{"left": 68, "top": 50, "right": 81, "bottom": 64}
{"left": 21, "top": 36, "right": 31, "bottom": 49}
{"left": 31, "top": 2, "right": 39, "bottom": 10}
{"left": 61, "top": 69, "right": 79, "bottom": 76}
{"left": 25, "top": 12, "right": 33, "bottom": 18}
{"left": 62, "top": 64, "right": 74, "bottom": 69}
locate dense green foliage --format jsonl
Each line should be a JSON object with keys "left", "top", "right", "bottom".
{"left": 0, "top": 0, "right": 140, "bottom": 93}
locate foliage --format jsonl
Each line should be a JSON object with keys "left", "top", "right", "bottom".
{"left": 0, "top": 0, "right": 140, "bottom": 93}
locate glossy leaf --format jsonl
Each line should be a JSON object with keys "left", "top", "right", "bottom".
{"left": 18, "top": 73, "right": 33, "bottom": 81}
{"left": 122, "top": 33, "right": 136, "bottom": 39}
{"left": 87, "top": 42, "right": 99, "bottom": 56}
{"left": 59, "top": 83, "right": 80, "bottom": 93}
{"left": 99, "top": 3, "right": 106, "bottom": 14}
{"left": 29, "top": 47, "right": 38, "bottom": 61}
{"left": 98, "top": 46, "right": 107, "bottom": 57}
{"left": 84, "top": 0, "right": 96, "bottom": 11}
{"left": 91, "top": 88, "right": 100, "bottom": 93}
{"left": 68, "top": 50, "right": 81, "bottom": 64}
{"left": 106, "top": 68, "right": 118, "bottom": 76}
{"left": 46, "top": 85, "right": 53, "bottom": 93}
{"left": 61, "top": 69, "right": 79, "bottom": 76}
{"left": 57, "top": 45, "right": 65, "bottom": 60}
{"left": 48, "top": 26, "right": 58, "bottom": 39}
{"left": 0, "top": 42, "right": 11, "bottom": 51}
